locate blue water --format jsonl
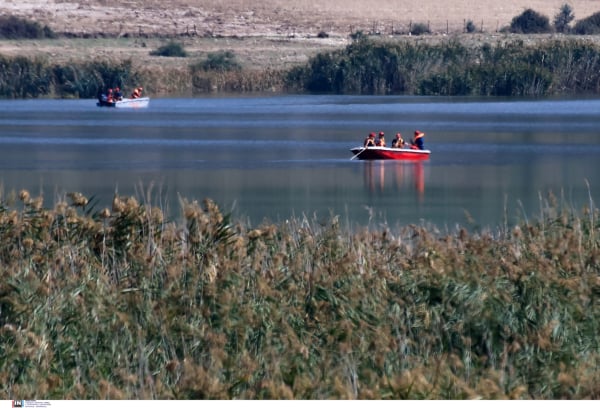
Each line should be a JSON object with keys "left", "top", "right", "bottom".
{"left": 0, "top": 95, "right": 598, "bottom": 230}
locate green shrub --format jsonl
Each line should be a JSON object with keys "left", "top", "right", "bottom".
{"left": 510, "top": 8, "right": 552, "bottom": 33}
{"left": 191, "top": 50, "right": 241, "bottom": 72}
{"left": 573, "top": 11, "right": 600, "bottom": 34}
{"left": 554, "top": 3, "right": 575, "bottom": 33}
{"left": 465, "top": 20, "right": 477, "bottom": 33}
{"left": 149, "top": 41, "right": 188, "bottom": 57}
{"left": 0, "top": 15, "right": 56, "bottom": 39}
{"left": 410, "top": 22, "right": 430, "bottom": 35}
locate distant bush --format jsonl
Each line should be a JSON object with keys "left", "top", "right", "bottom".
{"left": 554, "top": 3, "right": 575, "bottom": 33}
{"left": 0, "top": 15, "right": 56, "bottom": 39}
{"left": 191, "top": 50, "right": 241, "bottom": 72}
{"left": 149, "top": 41, "right": 188, "bottom": 57}
{"left": 410, "top": 22, "right": 430, "bottom": 35}
{"left": 510, "top": 9, "right": 552, "bottom": 33}
{"left": 573, "top": 11, "right": 600, "bottom": 34}
{"left": 317, "top": 30, "right": 329, "bottom": 38}
{"left": 465, "top": 20, "right": 477, "bottom": 33}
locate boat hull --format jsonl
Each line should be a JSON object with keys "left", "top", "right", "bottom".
{"left": 97, "top": 97, "right": 150, "bottom": 109}
{"left": 350, "top": 146, "right": 430, "bottom": 160}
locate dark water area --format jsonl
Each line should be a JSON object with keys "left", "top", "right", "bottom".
{"left": 0, "top": 95, "right": 599, "bottom": 230}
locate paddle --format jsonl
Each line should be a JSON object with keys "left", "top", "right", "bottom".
{"left": 350, "top": 147, "right": 367, "bottom": 160}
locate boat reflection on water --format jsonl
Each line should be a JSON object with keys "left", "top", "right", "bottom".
{"left": 363, "top": 161, "right": 425, "bottom": 201}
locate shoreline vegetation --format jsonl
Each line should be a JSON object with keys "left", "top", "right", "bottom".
{"left": 5, "top": 5, "right": 600, "bottom": 98}
{"left": 5, "top": 35, "right": 600, "bottom": 97}
{"left": 0, "top": 189, "right": 599, "bottom": 398}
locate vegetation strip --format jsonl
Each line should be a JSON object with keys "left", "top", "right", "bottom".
{"left": 1, "top": 190, "right": 599, "bottom": 398}
{"left": 5, "top": 36, "right": 600, "bottom": 97}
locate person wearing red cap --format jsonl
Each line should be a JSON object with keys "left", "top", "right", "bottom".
{"left": 364, "top": 132, "right": 376, "bottom": 147}
{"left": 411, "top": 130, "right": 425, "bottom": 150}
{"left": 376, "top": 131, "right": 386, "bottom": 147}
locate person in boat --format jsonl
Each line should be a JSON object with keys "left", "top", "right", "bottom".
{"left": 114, "top": 87, "right": 123, "bottom": 101}
{"left": 364, "top": 132, "right": 376, "bottom": 147}
{"left": 376, "top": 131, "right": 386, "bottom": 147}
{"left": 391, "top": 132, "right": 405, "bottom": 148}
{"left": 106, "top": 88, "right": 114, "bottom": 103}
{"left": 131, "top": 87, "right": 143, "bottom": 99}
{"left": 411, "top": 130, "right": 425, "bottom": 150}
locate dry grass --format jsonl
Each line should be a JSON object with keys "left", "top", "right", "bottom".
{"left": 5, "top": 0, "right": 600, "bottom": 37}
{"left": 2, "top": 1, "right": 600, "bottom": 74}
{"left": 0, "top": 188, "right": 599, "bottom": 398}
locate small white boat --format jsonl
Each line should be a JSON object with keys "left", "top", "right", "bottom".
{"left": 97, "top": 97, "right": 150, "bottom": 109}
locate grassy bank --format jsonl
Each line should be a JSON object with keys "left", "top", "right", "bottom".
{"left": 3, "top": 35, "right": 600, "bottom": 97}
{"left": 1, "top": 189, "right": 599, "bottom": 398}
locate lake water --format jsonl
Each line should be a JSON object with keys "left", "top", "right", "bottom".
{"left": 0, "top": 95, "right": 599, "bottom": 231}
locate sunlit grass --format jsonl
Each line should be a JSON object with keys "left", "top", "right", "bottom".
{"left": 0, "top": 189, "right": 599, "bottom": 399}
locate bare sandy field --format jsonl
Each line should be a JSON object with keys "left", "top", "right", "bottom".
{"left": 2, "top": 0, "right": 600, "bottom": 37}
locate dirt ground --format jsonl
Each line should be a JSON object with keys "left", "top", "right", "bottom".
{"left": 3, "top": 0, "right": 600, "bottom": 37}
{"left": 1, "top": 1, "right": 600, "bottom": 73}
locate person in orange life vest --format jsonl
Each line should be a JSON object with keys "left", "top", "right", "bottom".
{"left": 106, "top": 88, "right": 114, "bottom": 103}
{"left": 391, "top": 132, "right": 405, "bottom": 148}
{"left": 131, "top": 87, "right": 143, "bottom": 99}
{"left": 411, "top": 130, "right": 425, "bottom": 150}
{"left": 364, "top": 132, "right": 376, "bottom": 147}
{"left": 376, "top": 131, "right": 386, "bottom": 146}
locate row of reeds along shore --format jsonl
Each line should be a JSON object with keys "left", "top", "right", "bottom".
{"left": 5, "top": 37, "right": 600, "bottom": 98}
{"left": 1, "top": 189, "right": 599, "bottom": 398}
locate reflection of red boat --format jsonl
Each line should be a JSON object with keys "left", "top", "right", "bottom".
{"left": 350, "top": 146, "right": 431, "bottom": 160}
{"left": 364, "top": 161, "right": 426, "bottom": 201}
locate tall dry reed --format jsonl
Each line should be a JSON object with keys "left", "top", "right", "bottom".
{"left": 0, "top": 189, "right": 599, "bottom": 399}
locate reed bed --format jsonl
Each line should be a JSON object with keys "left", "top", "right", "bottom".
{"left": 0, "top": 189, "right": 599, "bottom": 399}
{"left": 291, "top": 37, "right": 600, "bottom": 96}
{"left": 5, "top": 37, "right": 600, "bottom": 97}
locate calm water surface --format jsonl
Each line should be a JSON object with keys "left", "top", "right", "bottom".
{"left": 0, "top": 95, "right": 599, "bottom": 230}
